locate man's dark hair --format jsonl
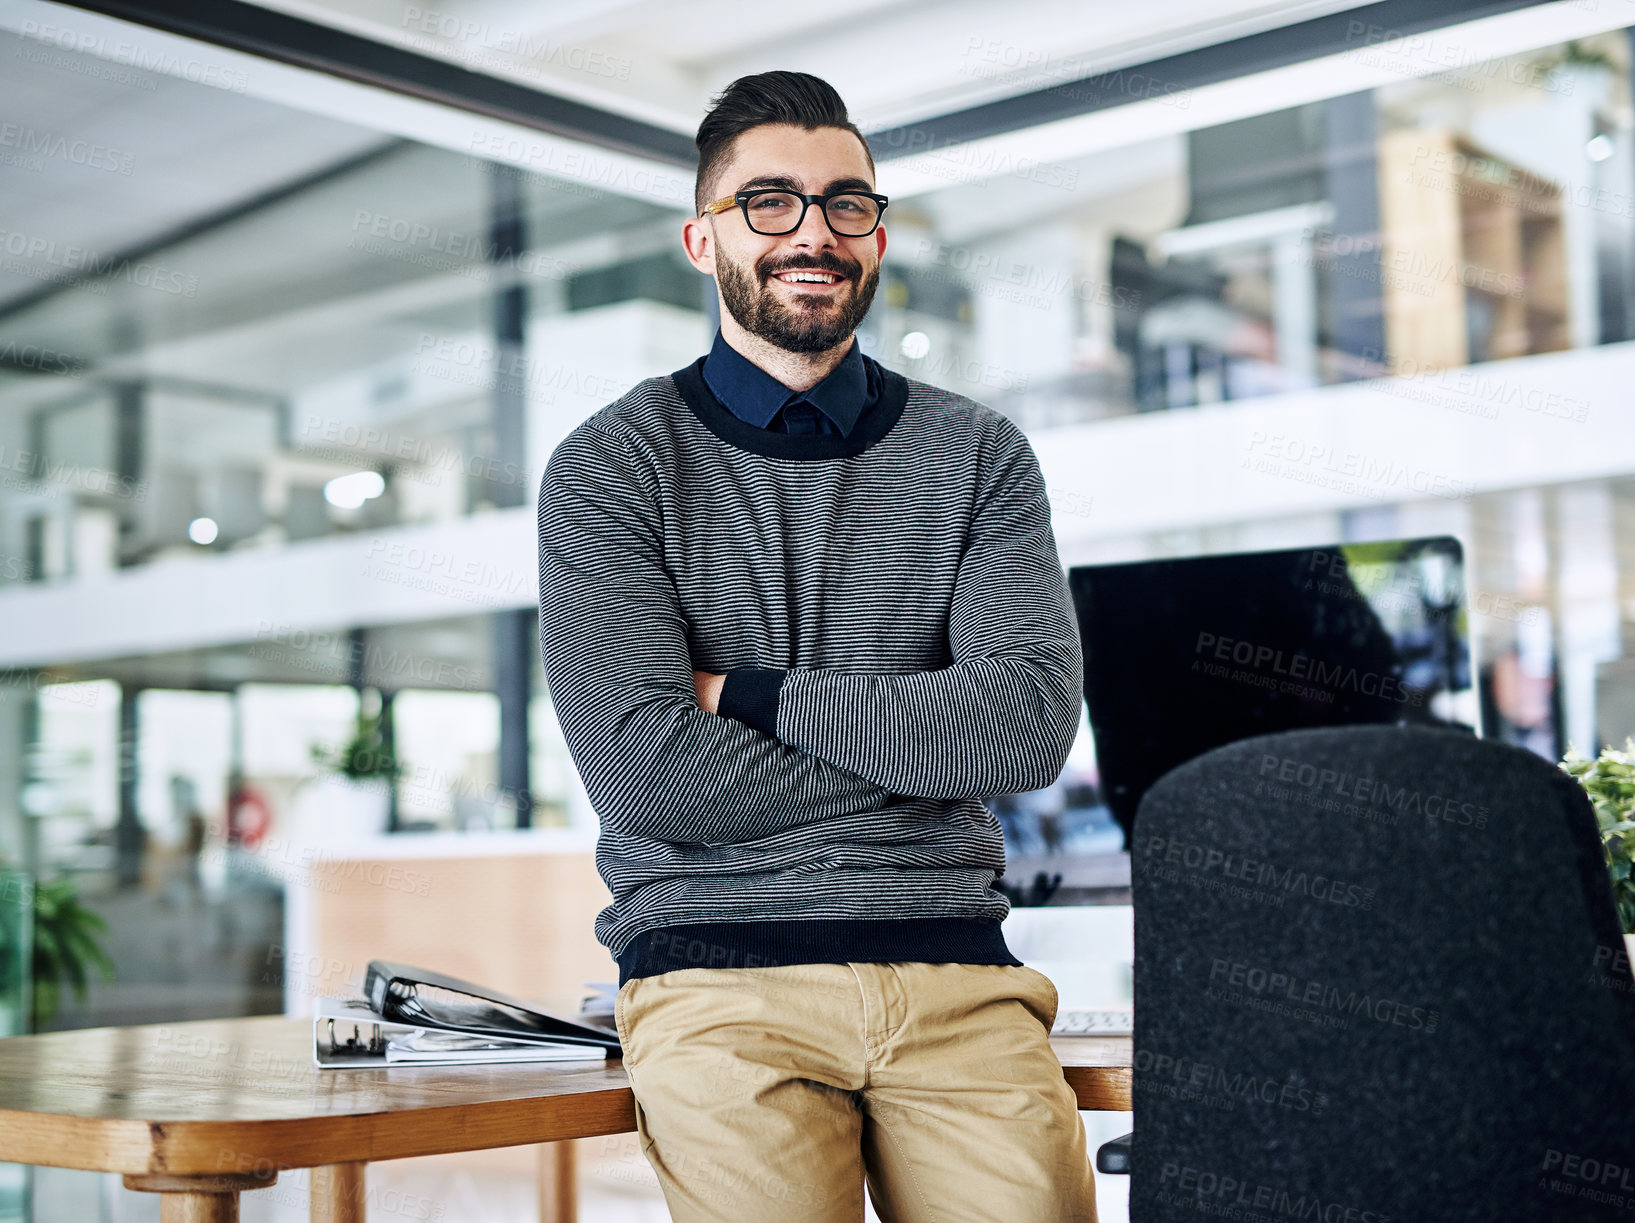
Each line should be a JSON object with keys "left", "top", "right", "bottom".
{"left": 694, "top": 71, "right": 876, "bottom": 216}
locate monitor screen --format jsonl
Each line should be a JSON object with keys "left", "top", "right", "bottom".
{"left": 1066, "top": 536, "right": 1476, "bottom": 847}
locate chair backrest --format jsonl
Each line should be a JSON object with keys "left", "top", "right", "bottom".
{"left": 1130, "top": 724, "right": 1635, "bottom": 1222}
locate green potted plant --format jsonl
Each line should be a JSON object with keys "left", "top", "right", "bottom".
{"left": 309, "top": 709, "right": 402, "bottom": 784}
{"left": 1541, "top": 38, "right": 1619, "bottom": 112}
{"left": 1560, "top": 739, "right": 1635, "bottom": 969}
{"left": 297, "top": 709, "right": 402, "bottom": 840}
{"left": 0, "top": 868, "right": 28, "bottom": 1037}
{"left": 29, "top": 876, "right": 115, "bottom": 1030}
{"left": 0, "top": 867, "right": 115, "bottom": 1032}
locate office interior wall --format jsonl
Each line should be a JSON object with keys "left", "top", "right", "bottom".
{"left": 2, "top": 3, "right": 1633, "bottom": 1046}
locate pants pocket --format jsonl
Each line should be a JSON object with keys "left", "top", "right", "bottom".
{"left": 615, "top": 982, "right": 657, "bottom": 1156}
{"left": 614, "top": 978, "right": 639, "bottom": 1064}
{"left": 623, "top": 1057, "right": 657, "bottom": 1156}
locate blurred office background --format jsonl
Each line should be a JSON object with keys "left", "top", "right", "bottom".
{"left": 4, "top": 0, "right": 1635, "bottom": 1218}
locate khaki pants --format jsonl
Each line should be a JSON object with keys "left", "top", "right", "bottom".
{"left": 613, "top": 960, "right": 1100, "bottom": 1222}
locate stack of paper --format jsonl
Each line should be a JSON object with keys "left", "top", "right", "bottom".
{"left": 579, "top": 981, "right": 617, "bottom": 1025}
{"left": 313, "top": 996, "right": 610, "bottom": 1069}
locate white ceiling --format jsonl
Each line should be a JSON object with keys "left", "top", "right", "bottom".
{"left": 0, "top": 0, "right": 1607, "bottom": 358}
{"left": 0, "top": 0, "right": 1375, "bottom": 320}
{"left": 0, "top": 18, "right": 395, "bottom": 314}
{"left": 245, "top": 0, "right": 1380, "bottom": 134}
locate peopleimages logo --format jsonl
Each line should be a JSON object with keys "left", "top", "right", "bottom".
{"left": 400, "top": 6, "right": 632, "bottom": 80}
{"left": 1134, "top": 833, "right": 1377, "bottom": 910}
{"left": 16, "top": 19, "right": 251, "bottom": 91}
{"left": 0, "top": 225, "right": 198, "bottom": 297}
{"left": 1243, "top": 431, "right": 1475, "bottom": 503}
{"left": 1194, "top": 631, "right": 1422, "bottom": 706}
{"left": 1134, "top": 1049, "right": 1328, "bottom": 1113}
{"left": 1543, "top": 1149, "right": 1635, "bottom": 1190}
{"left": 1208, "top": 958, "right": 1439, "bottom": 1034}
{"left": 1542, "top": 1147, "right": 1635, "bottom": 1207}
{"left": 0, "top": 123, "right": 134, "bottom": 174}
{"left": 1157, "top": 1161, "right": 1392, "bottom": 1222}
{"left": 0, "top": 443, "right": 145, "bottom": 501}
{"left": 1257, "top": 754, "right": 1489, "bottom": 829}
{"left": 0, "top": 340, "right": 75, "bottom": 375}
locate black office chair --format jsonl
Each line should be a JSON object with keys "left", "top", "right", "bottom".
{"left": 1098, "top": 724, "right": 1635, "bottom": 1221}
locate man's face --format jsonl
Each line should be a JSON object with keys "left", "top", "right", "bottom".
{"left": 697, "top": 123, "right": 885, "bottom": 355}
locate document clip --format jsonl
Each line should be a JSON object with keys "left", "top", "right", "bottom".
{"left": 327, "top": 1017, "right": 386, "bottom": 1057}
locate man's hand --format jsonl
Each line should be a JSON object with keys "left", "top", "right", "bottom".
{"left": 693, "top": 670, "right": 726, "bottom": 714}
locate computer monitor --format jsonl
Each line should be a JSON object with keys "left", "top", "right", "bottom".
{"left": 1067, "top": 536, "right": 1476, "bottom": 846}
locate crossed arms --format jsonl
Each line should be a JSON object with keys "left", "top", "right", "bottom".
{"left": 535, "top": 418, "right": 1082, "bottom": 844}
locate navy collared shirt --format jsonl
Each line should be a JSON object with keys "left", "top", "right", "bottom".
{"left": 701, "top": 328, "right": 881, "bottom": 437}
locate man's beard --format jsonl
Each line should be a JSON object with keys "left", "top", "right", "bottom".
{"left": 715, "top": 250, "right": 880, "bottom": 355}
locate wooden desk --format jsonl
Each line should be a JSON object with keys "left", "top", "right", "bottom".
{"left": 0, "top": 1016, "right": 1132, "bottom": 1221}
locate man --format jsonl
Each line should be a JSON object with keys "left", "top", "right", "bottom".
{"left": 536, "top": 70, "right": 1097, "bottom": 1223}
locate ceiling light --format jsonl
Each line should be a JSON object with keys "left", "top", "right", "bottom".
{"left": 900, "top": 331, "right": 931, "bottom": 359}
{"left": 324, "top": 471, "right": 386, "bottom": 509}
{"left": 188, "top": 517, "right": 218, "bottom": 544}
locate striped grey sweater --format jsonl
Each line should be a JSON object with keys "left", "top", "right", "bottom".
{"left": 536, "top": 354, "right": 1084, "bottom": 985}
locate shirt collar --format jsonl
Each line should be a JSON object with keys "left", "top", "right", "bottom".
{"left": 703, "top": 328, "right": 870, "bottom": 437}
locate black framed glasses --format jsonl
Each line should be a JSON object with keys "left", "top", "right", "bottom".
{"left": 701, "top": 189, "right": 889, "bottom": 237}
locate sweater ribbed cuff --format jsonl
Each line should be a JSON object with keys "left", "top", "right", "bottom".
{"left": 717, "top": 667, "right": 787, "bottom": 737}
